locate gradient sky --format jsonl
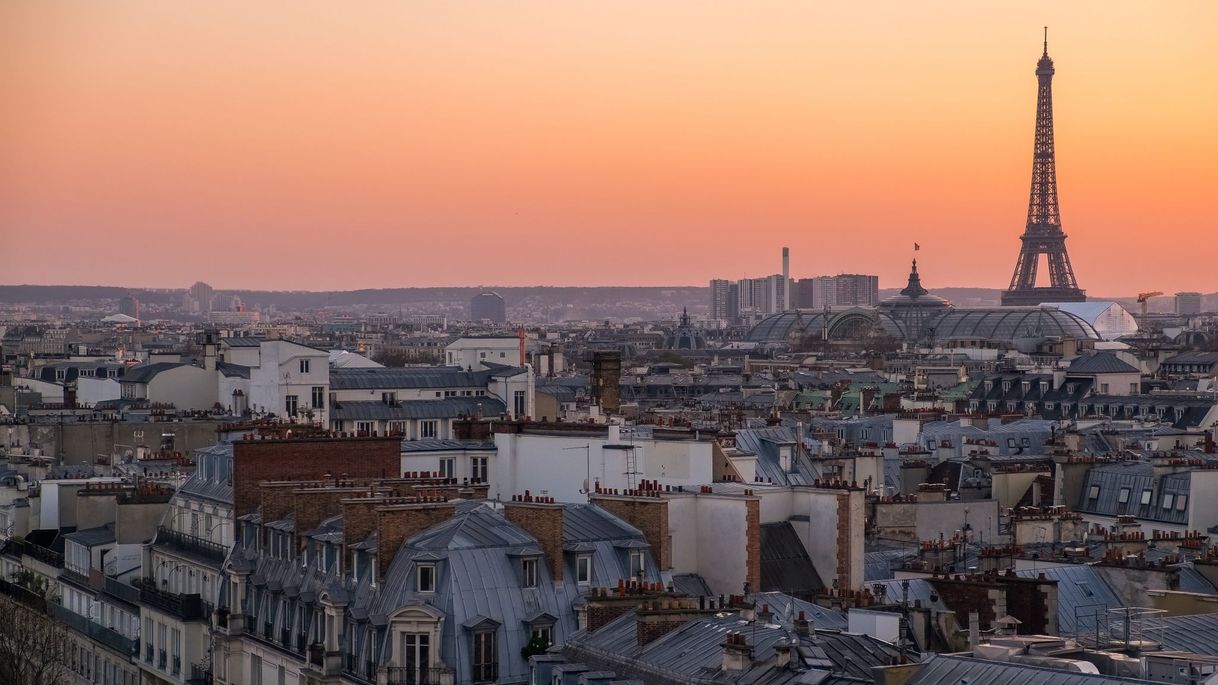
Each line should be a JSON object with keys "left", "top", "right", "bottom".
{"left": 2, "top": 2, "right": 1216, "bottom": 294}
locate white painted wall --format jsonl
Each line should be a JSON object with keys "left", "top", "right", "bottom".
{"left": 446, "top": 337, "right": 521, "bottom": 370}
{"left": 146, "top": 365, "right": 219, "bottom": 411}
{"left": 493, "top": 432, "right": 714, "bottom": 502}
{"left": 248, "top": 341, "right": 329, "bottom": 423}
{"left": 77, "top": 377, "right": 120, "bottom": 406}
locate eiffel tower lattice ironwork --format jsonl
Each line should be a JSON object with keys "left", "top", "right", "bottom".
{"left": 1001, "top": 29, "right": 1086, "bottom": 306}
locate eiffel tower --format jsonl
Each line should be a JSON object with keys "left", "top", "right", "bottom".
{"left": 1002, "top": 30, "right": 1086, "bottom": 306}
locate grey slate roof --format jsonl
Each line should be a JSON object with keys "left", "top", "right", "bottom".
{"left": 216, "top": 361, "right": 251, "bottom": 379}
{"left": 1157, "top": 613, "right": 1218, "bottom": 655}
{"left": 177, "top": 443, "right": 234, "bottom": 504}
{"left": 734, "top": 427, "right": 821, "bottom": 486}
{"left": 750, "top": 592, "right": 848, "bottom": 631}
{"left": 759, "top": 522, "right": 825, "bottom": 597}
{"left": 1068, "top": 352, "right": 1140, "bottom": 375}
{"left": 399, "top": 439, "right": 496, "bottom": 453}
{"left": 329, "top": 367, "right": 495, "bottom": 390}
{"left": 906, "top": 654, "right": 1150, "bottom": 685}
{"left": 1075, "top": 461, "right": 1191, "bottom": 524}
{"left": 331, "top": 397, "right": 506, "bottom": 421}
{"left": 1014, "top": 565, "right": 1123, "bottom": 636}
{"left": 563, "top": 607, "right": 897, "bottom": 683}
{"left": 64, "top": 524, "right": 116, "bottom": 547}
{"left": 121, "top": 362, "right": 189, "bottom": 384}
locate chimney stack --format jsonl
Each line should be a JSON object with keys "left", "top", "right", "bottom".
{"left": 782, "top": 247, "right": 790, "bottom": 311}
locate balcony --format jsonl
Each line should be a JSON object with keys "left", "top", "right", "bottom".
{"left": 48, "top": 604, "right": 140, "bottom": 656}
{"left": 104, "top": 576, "right": 142, "bottom": 605}
{"left": 158, "top": 649, "right": 167, "bottom": 671}
{"left": 0, "top": 578, "right": 48, "bottom": 612}
{"left": 387, "top": 666, "right": 453, "bottom": 685}
{"left": 187, "top": 662, "right": 213, "bottom": 685}
{"left": 154, "top": 526, "right": 228, "bottom": 563}
{"left": 12, "top": 539, "right": 64, "bottom": 568}
{"left": 135, "top": 578, "right": 205, "bottom": 621}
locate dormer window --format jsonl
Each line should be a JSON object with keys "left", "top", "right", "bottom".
{"left": 629, "top": 550, "right": 645, "bottom": 578}
{"left": 416, "top": 564, "right": 436, "bottom": 593}
{"left": 984, "top": 381, "right": 993, "bottom": 393}
{"left": 575, "top": 555, "right": 591, "bottom": 585}
{"left": 521, "top": 558, "right": 538, "bottom": 588}
{"left": 1002, "top": 381, "right": 1011, "bottom": 393}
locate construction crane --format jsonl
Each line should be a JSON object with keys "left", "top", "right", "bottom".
{"left": 1137, "top": 291, "right": 1163, "bottom": 318}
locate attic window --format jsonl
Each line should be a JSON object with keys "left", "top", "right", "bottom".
{"left": 575, "top": 555, "right": 591, "bottom": 585}
{"left": 1117, "top": 488, "right": 1131, "bottom": 504}
{"left": 629, "top": 550, "right": 645, "bottom": 578}
{"left": 1176, "top": 495, "right": 1189, "bottom": 511}
{"left": 1162, "top": 494, "right": 1175, "bottom": 510}
{"left": 1087, "top": 485, "right": 1100, "bottom": 501}
{"left": 1140, "top": 489, "right": 1153, "bottom": 506}
{"left": 521, "top": 558, "right": 538, "bottom": 588}
{"left": 416, "top": 564, "right": 436, "bottom": 593}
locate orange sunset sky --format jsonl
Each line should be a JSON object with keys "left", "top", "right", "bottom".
{"left": 1, "top": 1, "right": 1215, "bottom": 295}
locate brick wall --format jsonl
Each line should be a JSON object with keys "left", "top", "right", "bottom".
{"left": 259, "top": 482, "right": 307, "bottom": 528}
{"left": 341, "top": 498, "right": 386, "bottom": 570}
{"left": 591, "top": 496, "right": 670, "bottom": 570}
{"left": 376, "top": 503, "right": 457, "bottom": 576}
{"left": 635, "top": 603, "right": 708, "bottom": 646}
{"left": 835, "top": 493, "right": 853, "bottom": 590}
{"left": 745, "top": 498, "right": 761, "bottom": 593}
{"left": 232, "top": 437, "right": 400, "bottom": 518}
{"left": 930, "top": 576, "right": 1002, "bottom": 631}
{"left": 1003, "top": 575, "right": 1057, "bottom": 635}
{"left": 292, "top": 487, "right": 366, "bottom": 552}
{"left": 503, "top": 502, "right": 565, "bottom": 581}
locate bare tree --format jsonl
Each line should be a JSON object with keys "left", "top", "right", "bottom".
{"left": 0, "top": 591, "right": 75, "bottom": 685}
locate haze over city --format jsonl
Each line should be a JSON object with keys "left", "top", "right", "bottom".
{"left": 3, "top": 1, "right": 1216, "bottom": 293}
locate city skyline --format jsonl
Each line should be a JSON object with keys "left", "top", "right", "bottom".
{"left": 3, "top": 2, "right": 1216, "bottom": 293}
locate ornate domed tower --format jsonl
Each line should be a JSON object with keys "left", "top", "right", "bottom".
{"left": 878, "top": 260, "right": 951, "bottom": 340}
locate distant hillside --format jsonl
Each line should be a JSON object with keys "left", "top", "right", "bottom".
{"left": 879, "top": 287, "right": 1004, "bottom": 306}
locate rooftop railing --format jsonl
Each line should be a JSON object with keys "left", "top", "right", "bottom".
{"left": 135, "top": 578, "right": 205, "bottom": 621}
{"left": 47, "top": 603, "right": 138, "bottom": 656}
{"left": 154, "top": 526, "right": 228, "bottom": 563}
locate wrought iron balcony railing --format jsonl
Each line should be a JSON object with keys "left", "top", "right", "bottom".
{"left": 154, "top": 526, "right": 228, "bottom": 563}
{"left": 386, "top": 666, "right": 452, "bottom": 685}
{"left": 135, "top": 578, "right": 205, "bottom": 621}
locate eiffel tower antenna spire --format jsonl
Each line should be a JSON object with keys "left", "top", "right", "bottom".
{"left": 1002, "top": 31, "right": 1086, "bottom": 306}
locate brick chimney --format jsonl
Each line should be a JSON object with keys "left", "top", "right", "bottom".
{"left": 503, "top": 496, "right": 565, "bottom": 582}
{"left": 635, "top": 597, "right": 707, "bottom": 646}
{"left": 340, "top": 496, "right": 398, "bottom": 572}
{"left": 292, "top": 486, "right": 365, "bottom": 553}
{"left": 721, "top": 632, "right": 751, "bottom": 672}
{"left": 591, "top": 491, "right": 670, "bottom": 570}
{"left": 376, "top": 502, "right": 457, "bottom": 576}
{"left": 916, "top": 482, "right": 948, "bottom": 503}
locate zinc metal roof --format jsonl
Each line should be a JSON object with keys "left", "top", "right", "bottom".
{"left": 1067, "top": 352, "right": 1140, "bottom": 375}
{"left": 1014, "top": 565, "right": 1122, "bottom": 637}
{"left": 1157, "top": 613, "right": 1218, "bottom": 655}
{"left": 331, "top": 397, "right": 506, "bottom": 421}
{"left": 906, "top": 654, "right": 1149, "bottom": 685}
{"left": 329, "top": 367, "right": 494, "bottom": 390}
